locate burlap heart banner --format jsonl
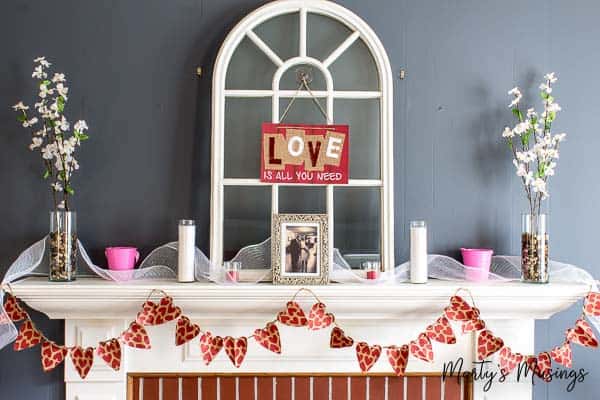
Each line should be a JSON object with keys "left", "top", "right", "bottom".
{"left": 14, "top": 319, "right": 42, "bottom": 351}
{"left": 386, "top": 345, "right": 409, "bottom": 376}
{"left": 70, "top": 346, "right": 95, "bottom": 379}
{"left": 444, "top": 296, "right": 477, "bottom": 321}
{"left": 4, "top": 294, "right": 28, "bottom": 322}
{"left": 277, "top": 301, "right": 308, "bottom": 327}
{"left": 462, "top": 318, "right": 486, "bottom": 334}
{"left": 175, "top": 316, "right": 201, "bottom": 346}
{"left": 253, "top": 322, "right": 282, "bottom": 354}
{"left": 120, "top": 321, "right": 151, "bottom": 349}
{"left": 526, "top": 352, "right": 552, "bottom": 382}
{"left": 567, "top": 318, "right": 599, "bottom": 348}
{"left": 355, "top": 342, "right": 382, "bottom": 372}
{"left": 307, "top": 302, "right": 335, "bottom": 331}
{"left": 498, "top": 346, "right": 523, "bottom": 375}
{"left": 41, "top": 340, "right": 68, "bottom": 372}
{"left": 330, "top": 326, "right": 354, "bottom": 348}
{"left": 96, "top": 339, "right": 122, "bottom": 371}
{"left": 584, "top": 292, "right": 600, "bottom": 316}
{"left": 136, "top": 296, "right": 182, "bottom": 326}
{"left": 199, "top": 331, "right": 223, "bottom": 366}
{"left": 425, "top": 316, "right": 456, "bottom": 344}
{"left": 409, "top": 333, "right": 434, "bottom": 363}
{"left": 550, "top": 342, "right": 572, "bottom": 368}
{"left": 477, "top": 329, "right": 504, "bottom": 360}
{"left": 223, "top": 336, "right": 248, "bottom": 368}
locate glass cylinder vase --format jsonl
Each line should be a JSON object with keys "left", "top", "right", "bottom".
{"left": 49, "top": 211, "right": 78, "bottom": 282}
{"left": 521, "top": 214, "right": 548, "bottom": 283}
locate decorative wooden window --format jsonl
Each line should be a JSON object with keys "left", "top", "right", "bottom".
{"left": 210, "top": 0, "right": 394, "bottom": 271}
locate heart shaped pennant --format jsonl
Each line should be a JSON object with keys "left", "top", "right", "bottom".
{"left": 277, "top": 301, "right": 308, "bottom": 327}
{"left": 584, "top": 292, "right": 600, "bottom": 316}
{"left": 4, "top": 294, "right": 28, "bottom": 322}
{"left": 136, "top": 297, "right": 182, "bottom": 326}
{"left": 70, "top": 346, "right": 95, "bottom": 379}
{"left": 41, "top": 340, "right": 68, "bottom": 372}
{"left": 498, "top": 347, "right": 523, "bottom": 375}
{"left": 175, "top": 316, "right": 201, "bottom": 346}
{"left": 462, "top": 318, "right": 486, "bottom": 334}
{"left": 223, "top": 336, "right": 248, "bottom": 368}
{"left": 330, "top": 326, "right": 354, "bottom": 349}
{"left": 199, "top": 331, "right": 224, "bottom": 365}
{"left": 13, "top": 320, "right": 42, "bottom": 351}
{"left": 566, "top": 318, "right": 599, "bottom": 348}
{"left": 526, "top": 352, "right": 552, "bottom": 382}
{"left": 550, "top": 342, "right": 572, "bottom": 368}
{"left": 409, "top": 333, "right": 434, "bottom": 363}
{"left": 425, "top": 316, "right": 456, "bottom": 344}
{"left": 477, "top": 330, "right": 504, "bottom": 360}
{"left": 307, "top": 303, "right": 335, "bottom": 331}
{"left": 120, "top": 321, "right": 151, "bottom": 349}
{"left": 444, "top": 296, "right": 477, "bottom": 321}
{"left": 253, "top": 322, "right": 282, "bottom": 354}
{"left": 96, "top": 339, "right": 122, "bottom": 371}
{"left": 355, "top": 342, "right": 382, "bottom": 372}
{"left": 386, "top": 345, "right": 409, "bottom": 376}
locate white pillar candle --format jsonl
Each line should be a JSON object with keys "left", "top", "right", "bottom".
{"left": 178, "top": 220, "right": 196, "bottom": 282}
{"left": 410, "top": 220, "right": 428, "bottom": 283}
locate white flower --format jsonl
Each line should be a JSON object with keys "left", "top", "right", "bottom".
{"left": 29, "top": 137, "right": 43, "bottom": 150}
{"left": 51, "top": 182, "right": 63, "bottom": 192}
{"left": 508, "top": 87, "right": 521, "bottom": 96}
{"left": 546, "top": 102, "right": 561, "bottom": 113}
{"left": 55, "top": 83, "right": 68, "bottom": 99}
{"left": 531, "top": 178, "right": 548, "bottom": 198}
{"left": 508, "top": 87, "right": 522, "bottom": 108}
{"left": 513, "top": 121, "right": 529, "bottom": 135}
{"left": 54, "top": 158, "right": 64, "bottom": 171}
{"left": 12, "top": 101, "right": 29, "bottom": 111}
{"left": 70, "top": 158, "right": 79, "bottom": 170}
{"left": 38, "top": 84, "right": 54, "bottom": 99}
{"left": 57, "top": 200, "right": 65, "bottom": 209}
{"left": 526, "top": 108, "right": 537, "bottom": 118}
{"left": 553, "top": 133, "right": 567, "bottom": 143}
{"left": 33, "top": 57, "right": 51, "bottom": 67}
{"left": 59, "top": 116, "right": 70, "bottom": 132}
{"left": 32, "top": 65, "right": 46, "bottom": 79}
{"left": 545, "top": 162, "right": 557, "bottom": 176}
{"left": 539, "top": 82, "right": 552, "bottom": 94}
{"left": 41, "top": 143, "right": 57, "bottom": 160}
{"left": 22, "top": 117, "right": 38, "bottom": 128}
{"left": 33, "top": 128, "right": 47, "bottom": 137}
{"left": 544, "top": 72, "right": 557, "bottom": 83}
{"left": 61, "top": 139, "right": 75, "bottom": 155}
{"left": 51, "top": 73, "right": 65, "bottom": 83}
{"left": 74, "top": 120, "right": 88, "bottom": 132}
{"left": 516, "top": 151, "right": 536, "bottom": 163}
{"left": 502, "top": 126, "right": 514, "bottom": 138}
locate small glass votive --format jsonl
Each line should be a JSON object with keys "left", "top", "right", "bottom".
{"left": 224, "top": 261, "right": 241, "bottom": 282}
{"left": 362, "top": 261, "right": 379, "bottom": 280}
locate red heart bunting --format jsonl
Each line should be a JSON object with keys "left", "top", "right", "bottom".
{"left": 277, "top": 301, "right": 308, "bottom": 327}
{"left": 425, "top": 316, "right": 456, "bottom": 344}
{"left": 120, "top": 321, "right": 151, "bottom": 349}
{"left": 566, "top": 318, "right": 599, "bottom": 348}
{"left": 175, "top": 316, "right": 201, "bottom": 346}
{"left": 550, "top": 342, "right": 572, "bottom": 368}
{"left": 70, "top": 346, "right": 95, "bottom": 379}
{"left": 4, "top": 294, "right": 28, "bottom": 322}
{"left": 330, "top": 326, "right": 354, "bottom": 348}
{"left": 409, "top": 333, "right": 434, "bottom": 363}
{"left": 444, "top": 296, "right": 477, "bottom": 321}
{"left": 307, "top": 303, "right": 335, "bottom": 331}
{"left": 97, "top": 339, "right": 121, "bottom": 371}
{"left": 41, "top": 340, "right": 68, "bottom": 372}
{"left": 199, "top": 331, "right": 223, "bottom": 365}
{"left": 223, "top": 336, "right": 248, "bottom": 368}
{"left": 136, "top": 296, "right": 182, "bottom": 326}
{"left": 356, "top": 342, "right": 382, "bottom": 372}
{"left": 386, "top": 345, "right": 409, "bottom": 376}
{"left": 462, "top": 318, "right": 486, "bottom": 334}
{"left": 13, "top": 320, "right": 42, "bottom": 351}
{"left": 477, "top": 330, "right": 504, "bottom": 360}
{"left": 498, "top": 346, "right": 523, "bottom": 375}
{"left": 584, "top": 292, "right": 600, "bottom": 316}
{"left": 526, "top": 352, "right": 552, "bottom": 382}
{"left": 253, "top": 322, "right": 282, "bottom": 354}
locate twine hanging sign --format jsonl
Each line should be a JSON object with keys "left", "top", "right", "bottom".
{"left": 260, "top": 123, "right": 349, "bottom": 184}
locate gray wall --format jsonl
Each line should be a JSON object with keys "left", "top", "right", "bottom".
{"left": 0, "top": 1, "right": 598, "bottom": 399}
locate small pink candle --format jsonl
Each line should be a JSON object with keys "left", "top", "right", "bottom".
{"left": 226, "top": 270, "right": 239, "bottom": 282}
{"left": 366, "top": 270, "right": 378, "bottom": 280}
{"left": 362, "top": 261, "right": 380, "bottom": 280}
{"left": 224, "top": 261, "right": 241, "bottom": 283}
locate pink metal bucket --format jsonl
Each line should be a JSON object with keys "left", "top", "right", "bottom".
{"left": 105, "top": 247, "right": 139, "bottom": 271}
{"left": 461, "top": 248, "right": 493, "bottom": 282}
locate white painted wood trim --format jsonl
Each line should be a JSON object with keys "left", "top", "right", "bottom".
{"left": 246, "top": 30, "right": 285, "bottom": 67}
{"left": 322, "top": 31, "right": 361, "bottom": 68}
{"left": 211, "top": 0, "right": 395, "bottom": 270}
{"left": 224, "top": 90, "right": 381, "bottom": 98}
{"left": 222, "top": 178, "right": 382, "bottom": 186}
{"left": 299, "top": 8, "right": 307, "bottom": 57}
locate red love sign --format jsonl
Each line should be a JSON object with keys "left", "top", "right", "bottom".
{"left": 261, "top": 123, "right": 349, "bottom": 184}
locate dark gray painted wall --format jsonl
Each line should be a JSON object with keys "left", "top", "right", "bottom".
{"left": 0, "top": 1, "right": 598, "bottom": 399}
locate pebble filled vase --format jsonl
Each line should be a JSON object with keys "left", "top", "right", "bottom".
{"left": 49, "top": 211, "right": 77, "bottom": 281}
{"left": 521, "top": 214, "right": 548, "bottom": 283}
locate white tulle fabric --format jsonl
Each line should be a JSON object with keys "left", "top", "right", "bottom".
{"left": 0, "top": 236, "right": 598, "bottom": 351}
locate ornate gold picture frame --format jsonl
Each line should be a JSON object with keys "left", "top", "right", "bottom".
{"left": 272, "top": 214, "right": 329, "bottom": 285}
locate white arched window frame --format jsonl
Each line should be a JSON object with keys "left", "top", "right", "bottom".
{"left": 210, "top": 0, "right": 395, "bottom": 270}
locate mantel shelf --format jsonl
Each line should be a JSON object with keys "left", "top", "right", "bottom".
{"left": 10, "top": 277, "right": 588, "bottom": 321}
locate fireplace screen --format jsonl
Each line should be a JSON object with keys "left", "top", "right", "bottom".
{"left": 128, "top": 373, "right": 472, "bottom": 400}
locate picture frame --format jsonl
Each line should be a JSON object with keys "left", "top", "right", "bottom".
{"left": 272, "top": 214, "right": 329, "bottom": 285}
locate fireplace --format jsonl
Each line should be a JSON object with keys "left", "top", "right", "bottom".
{"left": 127, "top": 373, "right": 472, "bottom": 400}
{"left": 10, "top": 277, "right": 587, "bottom": 400}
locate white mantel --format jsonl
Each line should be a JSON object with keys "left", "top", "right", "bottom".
{"left": 10, "top": 278, "right": 589, "bottom": 400}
